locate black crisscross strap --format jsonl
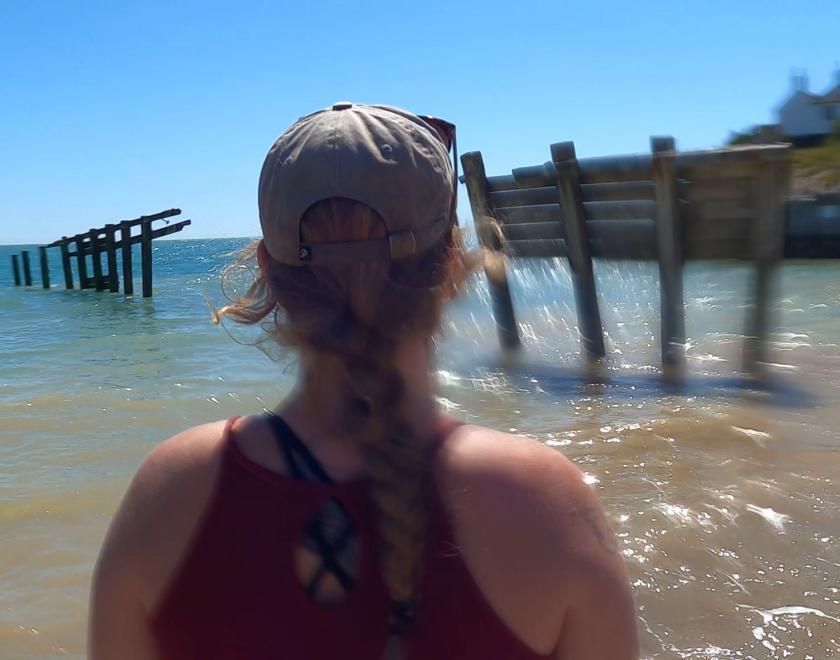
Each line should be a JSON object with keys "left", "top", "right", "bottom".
{"left": 263, "top": 412, "right": 357, "bottom": 599}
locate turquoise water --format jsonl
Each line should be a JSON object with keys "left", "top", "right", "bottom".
{"left": 2, "top": 238, "right": 840, "bottom": 658}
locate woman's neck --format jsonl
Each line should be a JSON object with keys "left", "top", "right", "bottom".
{"left": 272, "top": 339, "right": 440, "bottom": 475}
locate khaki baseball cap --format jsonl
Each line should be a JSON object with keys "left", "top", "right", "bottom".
{"left": 258, "top": 102, "right": 455, "bottom": 265}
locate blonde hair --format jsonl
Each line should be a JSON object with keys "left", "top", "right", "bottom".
{"left": 215, "top": 197, "right": 474, "bottom": 637}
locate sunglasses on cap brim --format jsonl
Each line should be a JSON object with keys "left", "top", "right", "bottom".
{"left": 418, "top": 114, "right": 458, "bottom": 220}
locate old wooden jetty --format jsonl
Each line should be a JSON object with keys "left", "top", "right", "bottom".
{"left": 9, "top": 209, "right": 190, "bottom": 298}
{"left": 461, "top": 139, "right": 793, "bottom": 380}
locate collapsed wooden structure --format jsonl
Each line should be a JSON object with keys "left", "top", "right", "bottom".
{"left": 461, "top": 140, "right": 792, "bottom": 379}
{"left": 10, "top": 209, "right": 190, "bottom": 298}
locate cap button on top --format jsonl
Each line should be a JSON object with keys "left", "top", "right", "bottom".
{"left": 332, "top": 102, "right": 353, "bottom": 110}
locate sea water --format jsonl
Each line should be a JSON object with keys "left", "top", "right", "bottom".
{"left": 1, "top": 239, "right": 839, "bottom": 658}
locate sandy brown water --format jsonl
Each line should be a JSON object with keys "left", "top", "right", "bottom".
{"left": 1, "top": 239, "right": 839, "bottom": 658}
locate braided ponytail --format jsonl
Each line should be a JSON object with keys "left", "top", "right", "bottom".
{"left": 306, "top": 309, "right": 434, "bottom": 625}
{"left": 215, "top": 198, "right": 475, "bottom": 654}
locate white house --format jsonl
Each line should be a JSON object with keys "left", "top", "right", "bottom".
{"left": 778, "top": 70, "right": 840, "bottom": 142}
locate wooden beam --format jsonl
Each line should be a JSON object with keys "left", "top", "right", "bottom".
{"left": 496, "top": 200, "right": 657, "bottom": 225}
{"left": 21, "top": 250, "right": 32, "bottom": 286}
{"left": 490, "top": 181, "right": 656, "bottom": 209}
{"left": 503, "top": 222, "right": 565, "bottom": 241}
{"left": 45, "top": 209, "right": 182, "bottom": 247}
{"left": 12, "top": 254, "right": 21, "bottom": 286}
{"left": 90, "top": 229, "right": 105, "bottom": 291}
{"left": 505, "top": 239, "right": 567, "bottom": 258}
{"left": 120, "top": 221, "right": 134, "bottom": 297}
{"left": 461, "top": 151, "right": 521, "bottom": 350}
{"left": 651, "top": 136, "right": 686, "bottom": 381}
{"left": 143, "top": 218, "right": 191, "bottom": 240}
{"left": 743, "top": 155, "right": 789, "bottom": 377}
{"left": 60, "top": 238, "right": 73, "bottom": 289}
{"left": 103, "top": 225, "right": 118, "bottom": 292}
{"left": 551, "top": 141, "right": 605, "bottom": 361}
{"left": 39, "top": 246, "right": 50, "bottom": 289}
{"left": 588, "top": 220, "right": 657, "bottom": 259}
{"left": 496, "top": 205, "right": 563, "bottom": 225}
{"left": 514, "top": 154, "right": 654, "bottom": 188}
{"left": 682, "top": 178, "right": 751, "bottom": 203}
{"left": 64, "top": 219, "right": 191, "bottom": 256}
{"left": 141, "top": 219, "right": 153, "bottom": 298}
{"left": 503, "top": 220, "right": 658, "bottom": 259}
{"left": 75, "top": 235, "right": 90, "bottom": 289}
{"left": 488, "top": 144, "right": 791, "bottom": 193}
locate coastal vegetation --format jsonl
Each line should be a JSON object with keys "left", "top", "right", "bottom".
{"left": 726, "top": 121, "right": 840, "bottom": 195}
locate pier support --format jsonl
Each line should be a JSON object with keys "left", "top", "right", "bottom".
{"left": 39, "top": 246, "right": 50, "bottom": 289}
{"left": 90, "top": 229, "right": 105, "bottom": 291}
{"left": 21, "top": 251, "right": 32, "bottom": 286}
{"left": 743, "top": 156, "right": 788, "bottom": 377}
{"left": 105, "top": 224, "right": 119, "bottom": 292}
{"left": 60, "top": 238, "right": 73, "bottom": 289}
{"left": 12, "top": 254, "right": 21, "bottom": 286}
{"left": 76, "top": 235, "right": 90, "bottom": 289}
{"left": 551, "top": 141, "right": 605, "bottom": 361}
{"left": 462, "top": 151, "right": 521, "bottom": 350}
{"left": 141, "top": 219, "right": 153, "bottom": 298}
{"left": 651, "top": 137, "right": 686, "bottom": 381}
{"left": 11, "top": 208, "right": 189, "bottom": 299}
{"left": 120, "top": 221, "right": 134, "bottom": 297}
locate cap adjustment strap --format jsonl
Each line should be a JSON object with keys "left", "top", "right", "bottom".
{"left": 297, "top": 211, "right": 450, "bottom": 265}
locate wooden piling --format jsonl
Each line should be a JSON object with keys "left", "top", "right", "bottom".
{"left": 12, "top": 254, "right": 21, "bottom": 286}
{"left": 743, "top": 156, "right": 788, "bottom": 377}
{"left": 60, "top": 238, "right": 73, "bottom": 289}
{"left": 21, "top": 250, "right": 33, "bottom": 286}
{"left": 141, "top": 219, "right": 153, "bottom": 298}
{"left": 550, "top": 141, "right": 605, "bottom": 361}
{"left": 120, "top": 221, "right": 133, "bottom": 297}
{"left": 39, "top": 246, "right": 50, "bottom": 289}
{"left": 75, "top": 235, "right": 90, "bottom": 289}
{"left": 651, "top": 136, "right": 686, "bottom": 380}
{"left": 461, "top": 151, "right": 521, "bottom": 349}
{"left": 104, "top": 224, "right": 119, "bottom": 292}
{"left": 90, "top": 229, "right": 105, "bottom": 291}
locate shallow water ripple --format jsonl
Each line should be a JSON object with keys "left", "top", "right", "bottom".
{"left": 2, "top": 244, "right": 840, "bottom": 658}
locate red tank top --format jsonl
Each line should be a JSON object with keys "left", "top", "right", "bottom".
{"left": 150, "top": 416, "right": 550, "bottom": 659}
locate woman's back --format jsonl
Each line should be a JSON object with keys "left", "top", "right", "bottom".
{"left": 91, "top": 413, "right": 637, "bottom": 659}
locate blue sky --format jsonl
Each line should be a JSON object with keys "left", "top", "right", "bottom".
{"left": 1, "top": 0, "right": 838, "bottom": 245}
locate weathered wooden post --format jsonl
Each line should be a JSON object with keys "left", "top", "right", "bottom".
{"left": 75, "top": 235, "right": 90, "bottom": 289}
{"left": 60, "top": 238, "right": 73, "bottom": 289}
{"left": 461, "top": 151, "right": 521, "bottom": 349}
{"left": 21, "top": 250, "right": 33, "bottom": 286}
{"left": 120, "top": 221, "right": 134, "bottom": 297}
{"left": 141, "top": 219, "right": 153, "bottom": 298}
{"left": 90, "top": 229, "right": 106, "bottom": 291}
{"left": 550, "top": 141, "right": 605, "bottom": 361}
{"left": 38, "top": 246, "right": 50, "bottom": 289}
{"left": 12, "top": 254, "right": 21, "bottom": 286}
{"left": 743, "top": 152, "right": 789, "bottom": 377}
{"left": 651, "top": 136, "right": 685, "bottom": 381}
{"left": 104, "top": 224, "right": 119, "bottom": 292}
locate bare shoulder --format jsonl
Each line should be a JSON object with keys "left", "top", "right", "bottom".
{"left": 434, "top": 423, "right": 636, "bottom": 656}
{"left": 439, "top": 423, "right": 606, "bottom": 550}
{"left": 92, "top": 418, "right": 232, "bottom": 610}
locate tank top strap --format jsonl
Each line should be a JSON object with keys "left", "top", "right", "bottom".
{"left": 262, "top": 411, "right": 335, "bottom": 484}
